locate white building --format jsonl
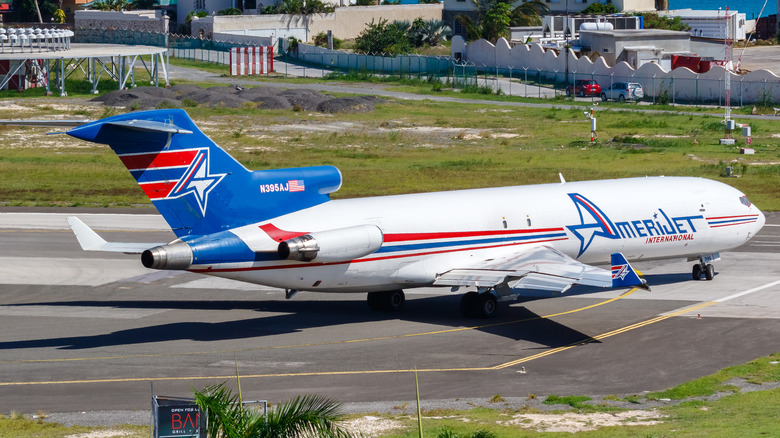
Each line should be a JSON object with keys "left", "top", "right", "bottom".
{"left": 660, "top": 9, "right": 747, "bottom": 41}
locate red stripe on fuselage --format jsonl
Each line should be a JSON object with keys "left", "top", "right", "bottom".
{"left": 706, "top": 214, "right": 759, "bottom": 220}
{"left": 383, "top": 227, "right": 565, "bottom": 242}
{"left": 189, "top": 236, "right": 569, "bottom": 273}
{"left": 119, "top": 150, "right": 199, "bottom": 171}
{"left": 260, "top": 223, "right": 309, "bottom": 242}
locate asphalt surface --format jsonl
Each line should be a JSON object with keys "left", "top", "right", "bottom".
{"left": 0, "top": 210, "right": 779, "bottom": 424}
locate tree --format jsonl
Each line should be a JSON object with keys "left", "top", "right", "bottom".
{"left": 354, "top": 18, "right": 412, "bottom": 54}
{"left": 276, "top": 0, "right": 334, "bottom": 13}
{"left": 420, "top": 18, "right": 451, "bottom": 46}
{"left": 480, "top": 2, "right": 511, "bottom": 42}
{"left": 580, "top": 3, "right": 618, "bottom": 14}
{"left": 510, "top": 0, "right": 548, "bottom": 27}
{"left": 457, "top": 0, "right": 534, "bottom": 43}
{"left": 193, "top": 382, "right": 356, "bottom": 438}
{"left": 637, "top": 12, "right": 691, "bottom": 31}
{"left": 10, "top": 0, "right": 57, "bottom": 22}
{"left": 90, "top": 0, "right": 128, "bottom": 11}
{"left": 128, "top": 0, "right": 156, "bottom": 9}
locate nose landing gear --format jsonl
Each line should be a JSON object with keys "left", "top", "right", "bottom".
{"left": 692, "top": 261, "right": 715, "bottom": 281}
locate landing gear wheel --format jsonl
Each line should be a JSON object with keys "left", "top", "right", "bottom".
{"left": 367, "top": 292, "right": 383, "bottom": 311}
{"left": 692, "top": 264, "right": 702, "bottom": 280}
{"left": 705, "top": 264, "right": 715, "bottom": 280}
{"left": 476, "top": 293, "right": 498, "bottom": 319}
{"left": 460, "top": 292, "right": 479, "bottom": 317}
{"left": 367, "top": 290, "right": 405, "bottom": 311}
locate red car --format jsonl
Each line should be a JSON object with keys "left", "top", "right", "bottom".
{"left": 565, "top": 79, "right": 601, "bottom": 97}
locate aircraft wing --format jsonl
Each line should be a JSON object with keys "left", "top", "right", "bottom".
{"left": 433, "top": 245, "right": 648, "bottom": 293}
{"left": 67, "top": 217, "right": 166, "bottom": 254}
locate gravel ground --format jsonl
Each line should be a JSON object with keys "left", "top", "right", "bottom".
{"left": 91, "top": 85, "right": 383, "bottom": 113}
{"left": 42, "top": 378, "right": 780, "bottom": 430}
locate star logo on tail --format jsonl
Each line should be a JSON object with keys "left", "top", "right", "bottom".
{"left": 565, "top": 193, "right": 620, "bottom": 257}
{"left": 169, "top": 149, "right": 226, "bottom": 216}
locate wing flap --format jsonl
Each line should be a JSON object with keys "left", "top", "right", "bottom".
{"left": 434, "top": 245, "right": 645, "bottom": 293}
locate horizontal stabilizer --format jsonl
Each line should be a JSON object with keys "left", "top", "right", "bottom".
{"left": 67, "top": 217, "right": 164, "bottom": 254}
{"left": 611, "top": 252, "right": 650, "bottom": 290}
{"left": 0, "top": 119, "right": 93, "bottom": 128}
{"left": 106, "top": 120, "right": 193, "bottom": 135}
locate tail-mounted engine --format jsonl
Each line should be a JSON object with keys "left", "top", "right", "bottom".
{"left": 278, "top": 224, "right": 383, "bottom": 263}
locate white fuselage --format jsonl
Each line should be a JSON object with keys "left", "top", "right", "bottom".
{"left": 190, "top": 176, "right": 765, "bottom": 293}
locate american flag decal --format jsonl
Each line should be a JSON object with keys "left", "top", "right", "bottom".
{"left": 289, "top": 180, "right": 305, "bottom": 192}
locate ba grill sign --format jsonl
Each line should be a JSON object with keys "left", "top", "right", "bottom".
{"left": 153, "top": 396, "right": 202, "bottom": 438}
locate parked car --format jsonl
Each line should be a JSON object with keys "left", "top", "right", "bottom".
{"left": 601, "top": 82, "right": 644, "bottom": 102}
{"left": 565, "top": 79, "right": 601, "bottom": 97}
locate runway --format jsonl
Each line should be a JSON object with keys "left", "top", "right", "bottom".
{"left": 0, "top": 209, "right": 779, "bottom": 416}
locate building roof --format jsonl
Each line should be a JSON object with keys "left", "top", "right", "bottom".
{"left": 579, "top": 29, "right": 689, "bottom": 39}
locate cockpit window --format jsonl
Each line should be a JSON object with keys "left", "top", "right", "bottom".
{"left": 739, "top": 195, "right": 751, "bottom": 207}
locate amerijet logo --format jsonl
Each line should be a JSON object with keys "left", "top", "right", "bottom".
{"left": 168, "top": 149, "right": 226, "bottom": 216}
{"left": 565, "top": 193, "right": 620, "bottom": 257}
{"left": 122, "top": 148, "right": 226, "bottom": 216}
{"left": 612, "top": 264, "right": 629, "bottom": 281}
{"left": 565, "top": 193, "right": 705, "bottom": 257}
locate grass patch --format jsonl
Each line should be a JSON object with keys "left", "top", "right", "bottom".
{"left": 1, "top": 83, "right": 780, "bottom": 209}
{"left": 648, "top": 352, "right": 780, "bottom": 400}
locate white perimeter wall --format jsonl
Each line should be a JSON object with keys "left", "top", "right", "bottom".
{"left": 453, "top": 35, "right": 780, "bottom": 103}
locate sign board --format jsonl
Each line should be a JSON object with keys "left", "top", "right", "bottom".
{"left": 153, "top": 396, "right": 203, "bottom": 438}
{"left": 152, "top": 395, "right": 268, "bottom": 438}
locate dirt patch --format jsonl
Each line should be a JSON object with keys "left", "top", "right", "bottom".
{"left": 92, "top": 85, "right": 383, "bottom": 113}
{"left": 344, "top": 415, "right": 404, "bottom": 437}
{"left": 501, "top": 410, "right": 666, "bottom": 433}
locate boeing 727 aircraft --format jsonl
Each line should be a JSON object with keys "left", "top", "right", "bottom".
{"left": 63, "top": 109, "right": 765, "bottom": 318}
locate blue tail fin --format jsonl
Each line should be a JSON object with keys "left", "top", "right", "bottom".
{"left": 610, "top": 253, "right": 650, "bottom": 290}
{"left": 67, "top": 109, "right": 341, "bottom": 237}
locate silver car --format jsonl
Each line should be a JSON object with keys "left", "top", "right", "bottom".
{"left": 601, "top": 82, "right": 644, "bottom": 102}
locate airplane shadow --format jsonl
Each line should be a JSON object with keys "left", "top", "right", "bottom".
{"left": 0, "top": 295, "right": 599, "bottom": 351}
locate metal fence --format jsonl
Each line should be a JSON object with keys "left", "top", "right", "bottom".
{"left": 70, "top": 28, "right": 779, "bottom": 105}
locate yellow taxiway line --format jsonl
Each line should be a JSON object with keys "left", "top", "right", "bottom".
{"left": 8, "top": 281, "right": 778, "bottom": 387}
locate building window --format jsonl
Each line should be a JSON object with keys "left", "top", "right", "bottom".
{"left": 453, "top": 18, "right": 464, "bottom": 35}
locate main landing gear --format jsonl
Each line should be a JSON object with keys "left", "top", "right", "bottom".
{"left": 367, "top": 290, "right": 405, "bottom": 312}
{"left": 460, "top": 291, "right": 498, "bottom": 319}
{"left": 692, "top": 261, "right": 715, "bottom": 281}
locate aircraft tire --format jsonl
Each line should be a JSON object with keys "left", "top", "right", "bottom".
{"left": 367, "top": 292, "right": 384, "bottom": 311}
{"left": 705, "top": 264, "right": 715, "bottom": 281}
{"left": 368, "top": 290, "right": 405, "bottom": 312}
{"left": 692, "top": 264, "right": 702, "bottom": 280}
{"left": 385, "top": 290, "right": 405, "bottom": 311}
{"left": 476, "top": 293, "right": 498, "bottom": 319}
{"left": 460, "top": 292, "right": 479, "bottom": 317}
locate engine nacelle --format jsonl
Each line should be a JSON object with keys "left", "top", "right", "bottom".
{"left": 142, "top": 242, "right": 193, "bottom": 270}
{"left": 278, "top": 224, "right": 383, "bottom": 263}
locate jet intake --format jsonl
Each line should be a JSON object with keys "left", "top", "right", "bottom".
{"left": 142, "top": 242, "right": 193, "bottom": 270}
{"left": 278, "top": 224, "right": 383, "bottom": 263}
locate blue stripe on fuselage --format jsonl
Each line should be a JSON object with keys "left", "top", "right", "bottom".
{"left": 376, "top": 232, "right": 568, "bottom": 253}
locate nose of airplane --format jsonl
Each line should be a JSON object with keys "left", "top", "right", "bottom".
{"left": 755, "top": 207, "right": 766, "bottom": 234}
